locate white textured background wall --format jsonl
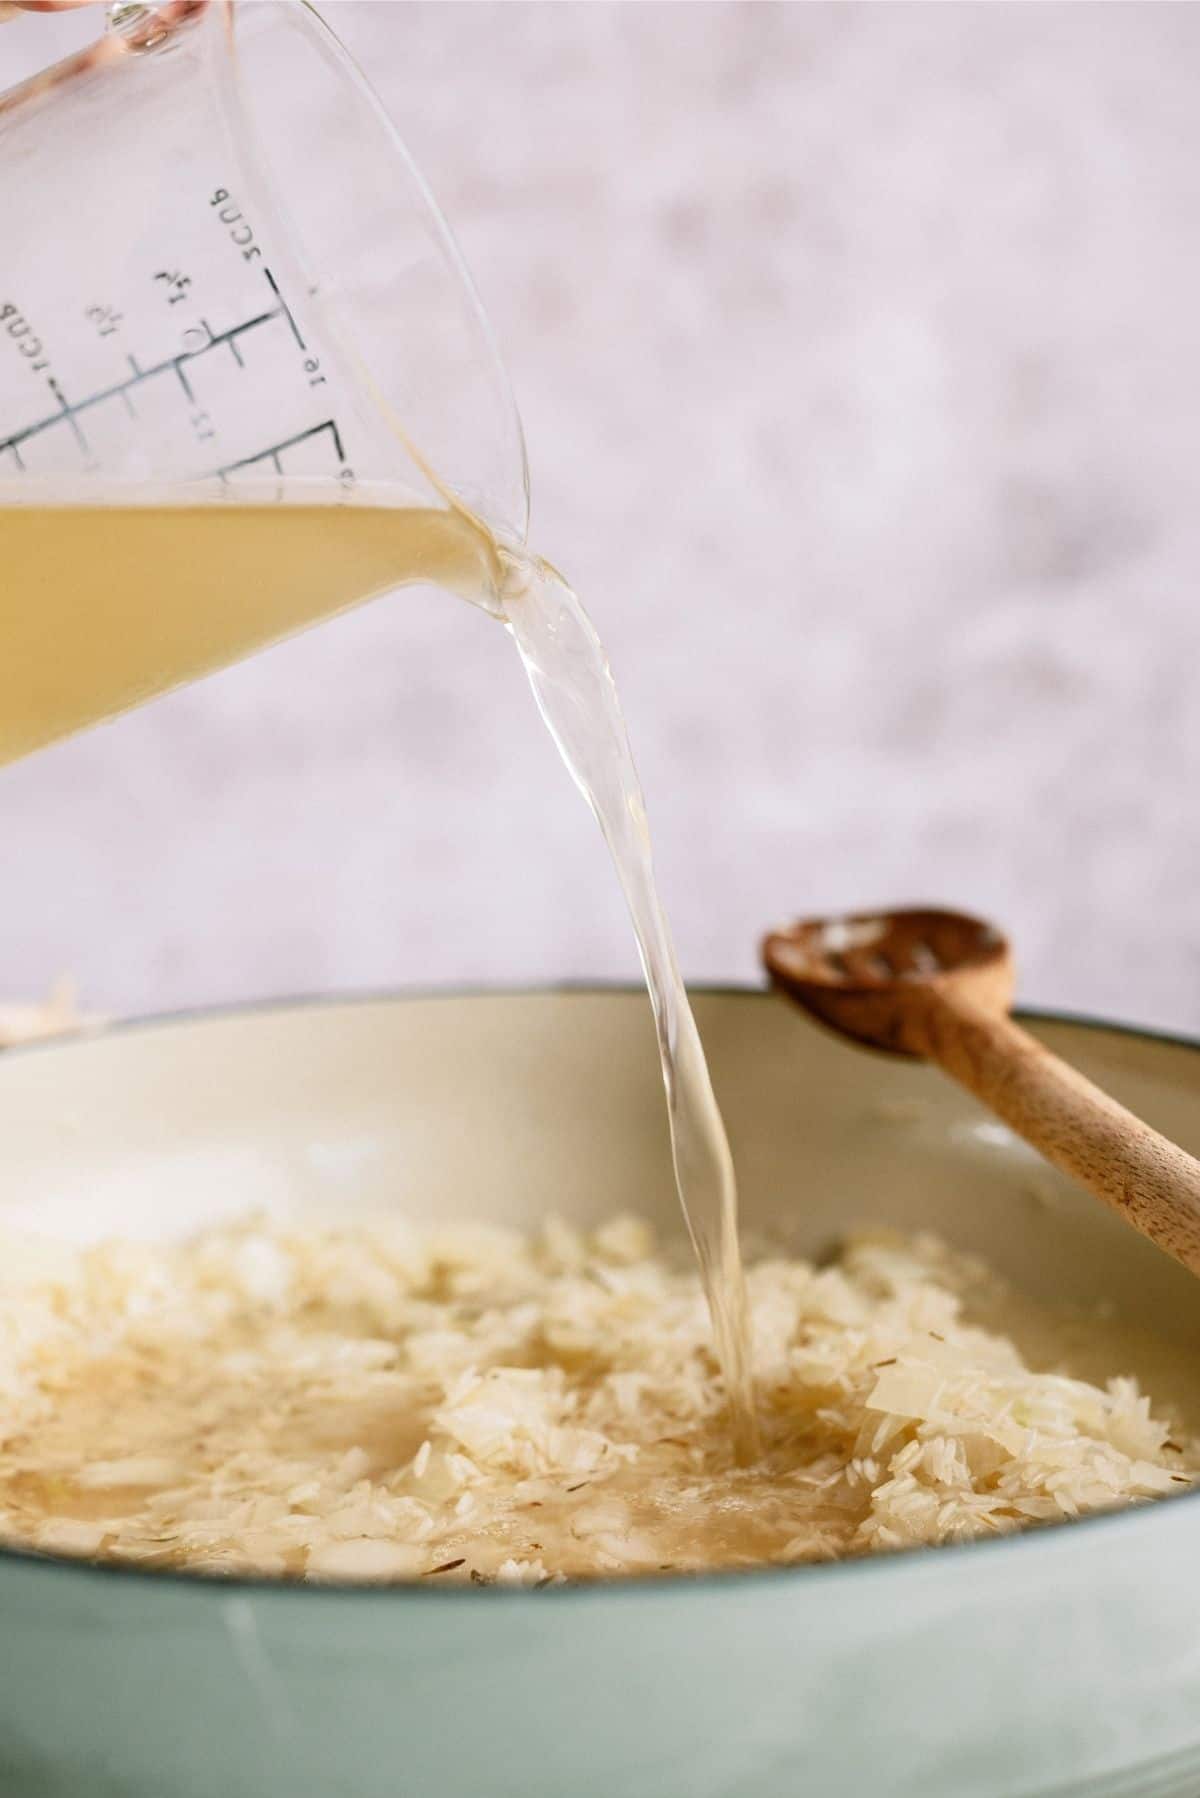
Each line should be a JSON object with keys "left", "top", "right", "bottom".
{"left": 2, "top": 2, "right": 1199, "bottom": 1031}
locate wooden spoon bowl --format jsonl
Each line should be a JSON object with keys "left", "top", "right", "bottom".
{"left": 763, "top": 904, "right": 1200, "bottom": 1280}
{"left": 763, "top": 906, "right": 1013, "bottom": 1057}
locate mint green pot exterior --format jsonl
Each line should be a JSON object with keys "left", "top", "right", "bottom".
{"left": 2, "top": 991, "right": 1200, "bottom": 1797}
{"left": 5, "top": 1504, "right": 1200, "bottom": 1798}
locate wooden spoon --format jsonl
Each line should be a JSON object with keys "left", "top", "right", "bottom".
{"left": 762, "top": 905, "right": 1200, "bottom": 1279}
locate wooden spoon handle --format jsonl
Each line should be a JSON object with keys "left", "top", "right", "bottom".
{"left": 916, "top": 989, "right": 1200, "bottom": 1277}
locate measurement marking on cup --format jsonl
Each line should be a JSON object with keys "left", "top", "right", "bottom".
{"left": 263, "top": 268, "right": 306, "bottom": 353}
{"left": 49, "top": 378, "right": 88, "bottom": 457}
{"left": 0, "top": 300, "right": 286, "bottom": 459}
{"left": 214, "top": 418, "right": 345, "bottom": 481}
{"left": 0, "top": 265, "right": 344, "bottom": 480}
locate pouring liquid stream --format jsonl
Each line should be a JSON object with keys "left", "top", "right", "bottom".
{"left": 0, "top": 492, "right": 759, "bottom": 1458}
{"left": 498, "top": 545, "right": 758, "bottom": 1460}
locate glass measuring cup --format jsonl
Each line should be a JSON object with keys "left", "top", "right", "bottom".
{"left": 0, "top": 0, "right": 528, "bottom": 761}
